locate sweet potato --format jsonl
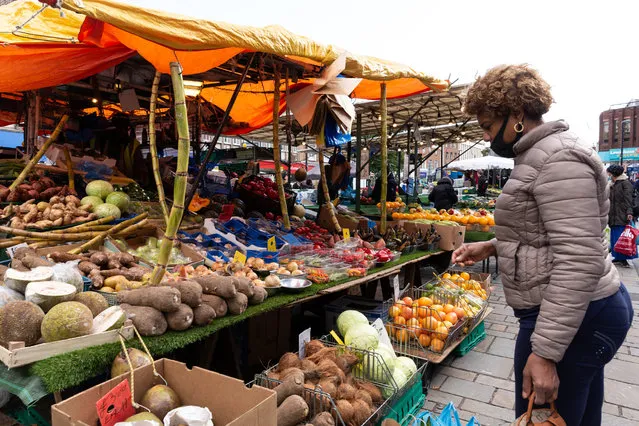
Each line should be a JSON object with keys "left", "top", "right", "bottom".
{"left": 48, "top": 252, "right": 88, "bottom": 263}
{"left": 274, "top": 368, "right": 305, "bottom": 405}
{"left": 193, "top": 276, "right": 237, "bottom": 299}
{"left": 201, "top": 294, "right": 227, "bottom": 317}
{"left": 226, "top": 292, "right": 247, "bottom": 315}
{"left": 165, "top": 303, "right": 193, "bottom": 331}
{"left": 21, "top": 255, "right": 53, "bottom": 269}
{"left": 115, "top": 252, "right": 136, "bottom": 267}
{"left": 277, "top": 395, "right": 309, "bottom": 426}
{"left": 125, "top": 266, "right": 152, "bottom": 281}
{"left": 248, "top": 285, "right": 267, "bottom": 305}
{"left": 162, "top": 280, "right": 202, "bottom": 308}
{"left": 89, "top": 269, "right": 104, "bottom": 289}
{"left": 78, "top": 261, "right": 100, "bottom": 275}
{"left": 89, "top": 252, "right": 108, "bottom": 267}
{"left": 192, "top": 304, "right": 216, "bottom": 326}
{"left": 120, "top": 304, "right": 167, "bottom": 336}
{"left": 13, "top": 247, "right": 37, "bottom": 261}
{"left": 11, "top": 259, "right": 29, "bottom": 272}
{"left": 116, "top": 287, "right": 181, "bottom": 312}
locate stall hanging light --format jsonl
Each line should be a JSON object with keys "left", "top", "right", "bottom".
{"left": 183, "top": 80, "right": 204, "bottom": 97}
{"left": 91, "top": 98, "right": 98, "bottom": 104}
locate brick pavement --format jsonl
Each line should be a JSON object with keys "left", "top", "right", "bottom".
{"left": 424, "top": 261, "right": 639, "bottom": 425}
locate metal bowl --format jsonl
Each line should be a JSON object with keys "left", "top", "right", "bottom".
{"left": 270, "top": 270, "right": 308, "bottom": 280}
{"left": 279, "top": 278, "right": 312, "bottom": 291}
{"left": 263, "top": 285, "right": 281, "bottom": 295}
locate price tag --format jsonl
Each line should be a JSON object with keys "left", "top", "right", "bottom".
{"left": 298, "top": 327, "right": 311, "bottom": 358}
{"left": 371, "top": 318, "right": 394, "bottom": 349}
{"left": 6, "top": 243, "right": 28, "bottom": 259}
{"left": 342, "top": 228, "right": 350, "bottom": 241}
{"left": 233, "top": 251, "right": 247, "bottom": 264}
{"left": 96, "top": 379, "right": 136, "bottom": 426}
{"left": 392, "top": 274, "right": 400, "bottom": 301}
{"left": 267, "top": 236, "right": 277, "bottom": 252}
{"left": 330, "top": 330, "right": 345, "bottom": 346}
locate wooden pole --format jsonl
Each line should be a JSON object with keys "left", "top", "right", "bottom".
{"left": 272, "top": 68, "right": 291, "bottom": 230}
{"left": 151, "top": 62, "right": 190, "bottom": 285}
{"left": 380, "top": 83, "right": 388, "bottom": 234}
{"left": 63, "top": 147, "right": 75, "bottom": 191}
{"left": 148, "top": 70, "right": 170, "bottom": 225}
{"left": 317, "top": 142, "right": 341, "bottom": 233}
{"left": 68, "top": 213, "right": 148, "bottom": 254}
{"left": 285, "top": 68, "right": 293, "bottom": 183}
{"left": 355, "top": 113, "right": 362, "bottom": 213}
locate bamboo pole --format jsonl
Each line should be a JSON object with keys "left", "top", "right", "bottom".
{"left": 317, "top": 141, "right": 341, "bottom": 233}
{"left": 9, "top": 115, "right": 68, "bottom": 194}
{"left": 63, "top": 147, "right": 75, "bottom": 191}
{"left": 148, "top": 70, "right": 170, "bottom": 225}
{"left": 50, "top": 215, "right": 117, "bottom": 233}
{"left": 272, "top": 68, "right": 291, "bottom": 231}
{"left": 380, "top": 83, "right": 388, "bottom": 234}
{"left": 68, "top": 213, "right": 148, "bottom": 254}
{"left": 150, "top": 62, "right": 190, "bottom": 285}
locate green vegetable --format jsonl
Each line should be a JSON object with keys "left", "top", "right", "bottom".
{"left": 80, "top": 196, "right": 104, "bottom": 211}
{"left": 85, "top": 180, "right": 114, "bottom": 200}
{"left": 394, "top": 356, "right": 417, "bottom": 378}
{"left": 105, "top": 192, "right": 131, "bottom": 213}
{"left": 94, "top": 203, "right": 121, "bottom": 220}
{"left": 365, "top": 344, "right": 396, "bottom": 383}
{"left": 337, "top": 310, "right": 369, "bottom": 337}
{"left": 344, "top": 324, "right": 379, "bottom": 351}
{"left": 383, "top": 368, "right": 409, "bottom": 399}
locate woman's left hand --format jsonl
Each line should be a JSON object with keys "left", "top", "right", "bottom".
{"left": 522, "top": 353, "right": 560, "bottom": 404}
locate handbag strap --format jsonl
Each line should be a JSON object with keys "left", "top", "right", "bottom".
{"left": 519, "top": 392, "right": 566, "bottom": 426}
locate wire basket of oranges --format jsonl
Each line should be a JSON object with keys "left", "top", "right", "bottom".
{"left": 377, "top": 199, "right": 406, "bottom": 217}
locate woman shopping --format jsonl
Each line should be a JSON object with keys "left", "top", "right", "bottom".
{"left": 452, "top": 64, "right": 633, "bottom": 425}
{"left": 607, "top": 164, "right": 636, "bottom": 267}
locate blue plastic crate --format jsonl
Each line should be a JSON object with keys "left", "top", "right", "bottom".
{"left": 245, "top": 250, "right": 278, "bottom": 264}
{"left": 206, "top": 250, "right": 230, "bottom": 263}
{"left": 222, "top": 218, "right": 247, "bottom": 234}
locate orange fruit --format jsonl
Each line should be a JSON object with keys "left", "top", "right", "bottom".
{"left": 434, "top": 324, "right": 450, "bottom": 340}
{"left": 392, "top": 212, "right": 399, "bottom": 220}
{"left": 396, "top": 329, "right": 410, "bottom": 343}
{"left": 406, "top": 318, "right": 420, "bottom": 328}
{"left": 443, "top": 304, "right": 455, "bottom": 314}
{"left": 431, "top": 304, "right": 444, "bottom": 312}
{"left": 432, "top": 310, "right": 446, "bottom": 321}
{"left": 407, "top": 325, "right": 421, "bottom": 339}
{"left": 478, "top": 217, "right": 489, "bottom": 226}
{"left": 443, "top": 320, "right": 454, "bottom": 329}
{"left": 418, "top": 297, "right": 433, "bottom": 307}
{"left": 401, "top": 306, "right": 413, "bottom": 320}
{"left": 445, "top": 312, "right": 458, "bottom": 325}
{"left": 418, "top": 333, "right": 431, "bottom": 348}
{"left": 417, "top": 306, "right": 430, "bottom": 319}
{"left": 468, "top": 216, "right": 478, "bottom": 224}
{"left": 453, "top": 307, "right": 466, "bottom": 320}
{"left": 442, "top": 273, "right": 451, "bottom": 280}
{"left": 450, "top": 274, "right": 460, "bottom": 281}
{"left": 488, "top": 217, "right": 496, "bottom": 226}
{"left": 430, "top": 338, "right": 445, "bottom": 352}
{"left": 389, "top": 305, "right": 401, "bottom": 318}
{"left": 402, "top": 297, "right": 414, "bottom": 306}
{"left": 423, "top": 317, "right": 441, "bottom": 330}
{"left": 460, "top": 272, "right": 470, "bottom": 281}
{"left": 394, "top": 316, "right": 406, "bottom": 327}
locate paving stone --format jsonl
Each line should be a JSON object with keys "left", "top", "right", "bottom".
{"left": 506, "top": 325, "right": 520, "bottom": 334}
{"left": 429, "top": 372, "right": 447, "bottom": 389}
{"left": 457, "top": 410, "right": 506, "bottom": 426}
{"left": 488, "top": 337, "right": 516, "bottom": 359}
{"left": 601, "top": 413, "right": 638, "bottom": 426}
{"left": 606, "top": 359, "right": 639, "bottom": 385}
{"left": 422, "top": 400, "right": 436, "bottom": 412}
{"left": 615, "top": 353, "right": 639, "bottom": 364}
{"left": 451, "top": 351, "right": 513, "bottom": 379}
{"left": 604, "top": 379, "right": 639, "bottom": 410}
{"left": 630, "top": 347, "right": 639, "bottom": 357}
{"left": 436, "top": 366, "right": 478, "bottom": 382}
{"left": 473, "top": 335, "right": 495, "bottom": 353}
{"left": 475, "top": 374, "right": 515, "bottom": 391}
{"left": 603, "top": 402, "right": 621, "bottom": 416}
{"left": 425, "top": 389, "right": 463, "bottom": 406}
{"left": 490, "top": 324, "right": 508, "bottom": 332}
{"left": 504, "top": 316, "right": 519, "bottom": 324}
{"left": 460, "top": 398, "right": 515, "bottom": 422}
{"left": 440, "top": 377, "right": 495, "bottom": 403}
{"left": 491, "top": 388, "right": 515, "bottom": 409}
{"left": 485, "top": 329, "right": 517, "bottom": 340}
{"left": 621, "top": 407, "right": 639, "bottom": 421}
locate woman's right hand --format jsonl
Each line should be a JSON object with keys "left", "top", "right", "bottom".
{"left": 451, "top": 241, "right": 496, "bottom": 266}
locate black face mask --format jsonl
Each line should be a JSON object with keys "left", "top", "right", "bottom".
{"left": 490, "top": 117, "right": 523, "bottom": 158}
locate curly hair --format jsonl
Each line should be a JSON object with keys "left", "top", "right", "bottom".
{"left": 462, "top": 64, "right": 554, "bottom": 120}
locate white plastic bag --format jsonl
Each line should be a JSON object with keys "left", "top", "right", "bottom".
{"left": 164, "top": 406, "right": 213, "bottom": 426}
{"left": 52, "top": 261, "right": 84, "bottom": 292}
{"left": 0, "top": 287, "right": 24, "bottom": 307}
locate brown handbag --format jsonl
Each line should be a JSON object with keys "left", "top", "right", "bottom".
{"left": 513, "top": 393, "right": 567, "bottom": 426}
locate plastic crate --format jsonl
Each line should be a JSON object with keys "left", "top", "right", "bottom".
{"left": 325, "top": 296, "right": 386, "bottom": 333}
{"left": 82, "top": 282, "right": 118, "bottom": 306}
{"left": 6, "top": 406, "right": 50, "bottom": 426}
{"left": 382, "top": 378, "right": 425, "bottom": 426}
{"left": 453, "top": 320, "right": 486, "bottom": 357}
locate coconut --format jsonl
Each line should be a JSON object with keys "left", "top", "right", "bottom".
{"left": 90, "top": 306, "right": 126, "bottom": 334}
{"left": 41, "top": 301, "right": 93, "bottom": 342}
{"left": 111, "top": 347, "right": 153, "bottom": 378}
{"left": 4, "top": 267, "right": 54, "bottom": 293}
{"left": 0, "top": 301, "right": 44, "bottom": 347}
{"left": 25, "top": 281, "right": 77, "bottom": 312}
{"left": 73, "top": 292, "right": 109, "bottom": 317}
{"left": 85, "top": 180, "right": 113, "bottom": 200}
{"left": 124, "top": 412, "right": 162, "bottom": 425}
{"left": 140, "top": 384, "right": 181, "bottom": 420}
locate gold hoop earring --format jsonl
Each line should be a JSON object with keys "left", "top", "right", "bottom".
{"left": 514, "top": 121, "right": 525, "bottom": 133}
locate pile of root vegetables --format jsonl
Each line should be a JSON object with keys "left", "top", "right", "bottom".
{"left": 2, "top": 195, "right": 96, "bottom": 230}
{"left": 0, "top": 176, "right": 73, "bottom": 203}
{"left": 267, "top": 340, "right": 384, "bottom": 426}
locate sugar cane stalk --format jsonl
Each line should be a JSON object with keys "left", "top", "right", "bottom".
{"left": 68, "top": 213, "right": 148, "bottom": 254}
{"left": 63, "top": 147, "right": 75, "bottom": 191}
{"left": 272, "top": 68, "right": 291, "bottom": 230}
{"left": 150, "top": 62, "right": 190, "bottom": 285}
{"left": 149, "top": 70, "right": 170, "bottom": 225}
{"left": 380, "top": 83, "right": 388, "bottom": 234}
{"left": 317, "top": 141, "right": 341, "bottom": 233}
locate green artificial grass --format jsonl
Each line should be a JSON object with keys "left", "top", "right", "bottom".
{"left": 464, "top": 231, "right": 495, "bottom": 242}
{"left": 29, "top": 250, "right": 436, "bottom": 393}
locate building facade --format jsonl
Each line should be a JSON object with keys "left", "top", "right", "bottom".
{"left": 599, "top": 101, "right": 639, "bottom": 153}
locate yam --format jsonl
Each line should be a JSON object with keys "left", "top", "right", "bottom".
{"left": 89, "top": 252, "right": 108, "bottom": 267}
{"left": 78, "top": 261, "right": 100, "bottom": 275}
{"left": 48, "top": 252, "right": 88, "bottom": 263}
{"left": 0, "top": 264, "right": 7, "bottom": 281}
{"left": 116, "top": 287, "right": 181, "bottom": 312}
{"left": 300, "top": 359, "right": 317, "bottom": 372}
{"left": 234, "top": 277, "right": 255, "bottom": 297}
{"left": 310, "top": 412, "right": 335, "bottom": 426}
{"left": 165, "top": 304, "right": 193, "bottom": 331}
{"left": 115, "top": 252, "right": 136, "bottom": 267}
{"left": 21, "top": 255, "right": 53, "bottom": 269}
{"left": 192, "top": 304, "right": 216, "bottom": 326}
{"left": 11, "top": 259, "right": 29, "bottom": 272}
{"left": 226, "top": 292, "right": 247, "bottom": 315}
{"left": 193, "top": 275, "right": 237, "bottom": 299}
{"left": 120, "top": 304, "right": 167, "bottom": 336}
{"left": 278, "top": 352, "right": 302, "bottom": 371}
{"left": 201, "top": 294, "right": 227, "bottom": 317}
{"left": 274, "top": 368, "right": 305, "bottom": 405}
{"left": 277, "top": 395, "right": 309, "bottom": 426}
{"left": 248, "top": 285, "right": 267, "bottom": 305}
{"left": 335, "top": 400, "right": 354, "bottom": 426}
{"left": 162, "top": 280, "right": 202, "bottom": 308}
{"left": 125, "top": 266, "right": 152, "bottom": 281}
{"left": 107, "top": 259, "right": 121, "bottom": 270}
{"left": 89, "top": 269, "right": 104, "bottom": 289}
{"left": 13, "top": 247, "right": 37, "bottom": 261}
{"left": 306, "top": 347, "right": 338, "bottom": 365}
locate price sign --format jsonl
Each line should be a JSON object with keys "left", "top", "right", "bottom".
{"left": 342, "top": 228, "right": 350, "bottom": 241}
{"left": 96, "top": 380, "right": 136, "bottom": 426}
{"left": 233, "top": 251, "right": 247, "bottom": 264}
{"left": 371, "top": 318, "right": 393, "bottom": 349}
{"left": 6, "top": 243, "right": 28, "bottom": 259}
{"left": 267, "top": 236, "right": 277, "bottom": 252}
{"left": 392, "top": 274, "right": 400, "bottom": 301}
{"left": 298, "top": 328, "right": 311, "bottom": 358}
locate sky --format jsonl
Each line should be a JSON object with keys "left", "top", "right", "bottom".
{"left": 129, "top": 0, "right": 639, "bottom": 148}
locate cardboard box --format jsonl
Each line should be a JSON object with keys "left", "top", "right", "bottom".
{"left": 403, "top": 222, "right": 465, "bottom": 251}
{"left": 51, "top": 359, "right": 276, "bottom": 426}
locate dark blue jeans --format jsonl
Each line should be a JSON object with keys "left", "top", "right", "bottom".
{"left": 514, "top": 284, "right": 633, "bottom": 425}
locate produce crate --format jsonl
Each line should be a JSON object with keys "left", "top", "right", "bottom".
{"left": 236, "top": 176, "right": 296, "bottom": 215}
{"left": 325, "top": 296, "right": 386, "bottom": 332}
{"left": 453, "top": 320, "right": 486, "bottom": 357}
{"left": 82, "top": 283, "right": 118, "bottom": 306}
{"left": 381, "top": 375, "right": 425, "bottom": 426}
{"left": 6, "top": 405, "right": 50, "bottom": 426}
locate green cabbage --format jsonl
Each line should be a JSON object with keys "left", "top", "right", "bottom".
{"left": 395, "top": 356, "right": 418, "bottom": 378}
{"left": 383, "top": 368, "right": 410, "bottom": 399}
{"left": 94, "top": 203, "right": 121, "bottom": 220}
{"left": 337, "top": 310, "right": 369, "bottom": 337}
{"left": 85, "top": 180, "right": 113, "bottom": 200}
{"left": 365, "top": 344, "right": 397, "bottom": 383}
{"left": 344, "top": 324, "right": 379, "bottom": 351}
{"left": 105, "top": 192, "right": 130, "bottom": 212}
{"left": 80, "top": 196, "right": 103, "bottom": 211}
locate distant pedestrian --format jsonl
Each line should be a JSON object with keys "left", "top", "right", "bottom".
{"left": 607, "top": 164, "right": 636, "bottom": 267}
{"left": 428, "top": 176, "right": 457, "bottom": 210}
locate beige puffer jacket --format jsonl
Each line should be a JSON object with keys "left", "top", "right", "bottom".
{"left": 493, "top": 120, "right": 620, "bottom": 362}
